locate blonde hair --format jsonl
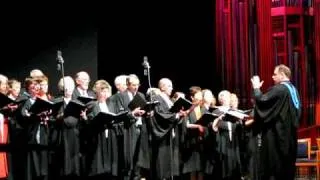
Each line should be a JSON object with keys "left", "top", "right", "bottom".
{"left": 93, "top": 80, "right": 112, "bottom": 94}
{"left": 8, "top": 79, "right": 21, "bottom": 88}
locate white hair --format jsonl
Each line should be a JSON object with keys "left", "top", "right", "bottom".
{"left": 58, "top": 76, "right": 75, "bottom": 91}
{"left": 0, "top": 74, "right": 8, "bottom": 83}
{"left": 218, "top": 90, "right": 231, "bottom": 104}
{"left": 158, "top": 78, "right": 172, "bottom": 89}
{"left": 114, "top": 74, "right": 128, "bottom": 85}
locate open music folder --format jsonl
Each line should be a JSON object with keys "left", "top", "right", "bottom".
{"left": 77, "top": 96, "right": 97, "bottom": 104}
{"left": 64, "top": 100, "right": 87, "bottom": 117}
{"left": 93, "top": 110, "right": 129, "bottom": 125}
{"left": 29, "top": 97, "right": 64, "bottom": 115}
{"left": 0, "top": 93, "right": 27, "bottom": 109}
{"left": 200, "top": 106, "right": 251, "bottom": 124}
{"left": 128, "top": 93, "right": 159, "bottom": 111}
{"left": 169, "top": 97, "right": 193, "bottom": 113}
{"left": 196, "top": 113, "right": 220, "bottom": 126}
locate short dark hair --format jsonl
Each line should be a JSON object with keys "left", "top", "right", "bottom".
{"left": 276, "top": 64, "right": 291, "bottom": 79}
{"left": 189, "top": 86, "right": 201, "bottom": 97}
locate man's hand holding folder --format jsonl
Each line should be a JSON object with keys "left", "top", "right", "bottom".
{"left": 169, "top": 97, "right": 193, "bottom": 113}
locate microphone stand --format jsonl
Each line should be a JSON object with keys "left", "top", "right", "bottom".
{"left": 145, "top": 62, "right": 153, "bottom": 101}
{"left": 143, "top": 57, "right": 159, "bottom": 107}
{"left": 143, "top": 57, "right": 155, "bottom": 180}
{"left": 57, "top": 50, "right": 66, "bottom": 109}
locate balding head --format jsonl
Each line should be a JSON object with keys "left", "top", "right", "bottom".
{"left": 75, "top": 71, "right": 90, "bottom": 90}
{"left": 30, "top": 69, "right": 44, "bottom": 78}
{"left": 272, "top": 64, "right": 291, "bottom": 84}
{"left": 158, "top": 78, "right": 173, "bottom": 96}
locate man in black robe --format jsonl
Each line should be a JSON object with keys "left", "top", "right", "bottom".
{"left": 250, "top": 64, "right": 301, "bottom": 180}
{"left": 114, "top": 74, "right": 146, "bottom": 180}
{"left": 72, "top": 71, "right": 96, "bottom": 100}
{"left": 149, "top": 78, "right": 188, "bottom": 180}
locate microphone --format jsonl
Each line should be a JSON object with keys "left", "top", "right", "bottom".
{"left": 142, "top": 56, "right": 150, "bottom": 68}
{"left": 56, "top": 50, "right": 64, "bottom": 71}
{"left": 142, "top": 56, "right": 150, "bottom": 76}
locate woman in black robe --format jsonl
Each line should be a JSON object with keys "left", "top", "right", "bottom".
{"left": 53, "top": 76, "right": 87, "bottom": 180}
{"left": 84, "top": 80, "right": 121, "bottom": 180}
{"left": 20, "top": 77, "right": 51, "bottom": 180}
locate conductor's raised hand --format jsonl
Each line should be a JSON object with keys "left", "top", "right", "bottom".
{"left": 251, "top": 75, "right": 264, "bottom": 89}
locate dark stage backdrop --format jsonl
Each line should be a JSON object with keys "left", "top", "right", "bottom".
{"left": 0, "top": 6, "right": 98, "bottom": 96}
{"left": 1, "top": 2, "right": 218, "bottom": 98}
{"left": 98, "top": 1, "right": 219, "bottom": 96}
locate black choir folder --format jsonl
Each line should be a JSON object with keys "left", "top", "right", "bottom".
{"left": 128, "top": 94, "right": 159, "bottom": 111}
{"left": 77, "top": 96, "right": 97, "bottom": 104}
{"left": 0, "top": 93, "right": 27, "bottom": 108}
{"left": 93, "top": 110, "right": 129, "bottom": 124}
{"left": 209, "top": 107, "right": 225, "bottom": 117}
{"left": 29, "top": 97, "right": 64, "bottom": 115}
{"left": 196, "top": 113, "right": 219, "bottom": 126}
{"left": 64, "top": 100, "right": 86, "bottom": 117}
{"left": 195, "top": 107, "right": 226, "bottom": 126}
{"left": 169, "top": 97, "right": 193, "bottom": 113}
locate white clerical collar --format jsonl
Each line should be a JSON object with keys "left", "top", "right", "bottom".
{"left": 77, "top": 87, "right": 88, "bottom": 97}
{"left": 127, "top": 91, "right": 137, "bottom": 101}
{"left": 64, "top": 97, "right": 71, "bottom": 104}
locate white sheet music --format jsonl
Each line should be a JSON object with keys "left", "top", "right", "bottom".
{"left": 227, "top": 110, "right": 249, "bottom": 119}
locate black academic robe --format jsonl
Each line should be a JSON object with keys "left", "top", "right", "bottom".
{"left": 114, "top": 90, "right": 146, "bottom": 179}
{"left": 20, "top": 98, "right": 50, "bottom": 180}
{"left": 246, "top": 121, "right": 261, "bottom": 180}
{"left": 253, "top": 82, "right": 300, "bottom": 180}
{"left": 55, "top": 101, "right": 84, "bottom": 178}
{"left": 202, "top": 120, "right": 219, "bottom": 178}
{"left": 136, "top": 113, "right": 151, "bottom": 173}
{"left": 149, "top": 94, "right": 185, "bottom": 180}
{"left": 84, "top": 99, "right": 120, "bottom": 178}
{"left": 236, "top": 110, "right": 257, "bottom": 180}
{"left": 215, "top": 115, "right": 242, "bottom": 179}
{"left": 181, "top": 107, "right": 206, "bottom": 174}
